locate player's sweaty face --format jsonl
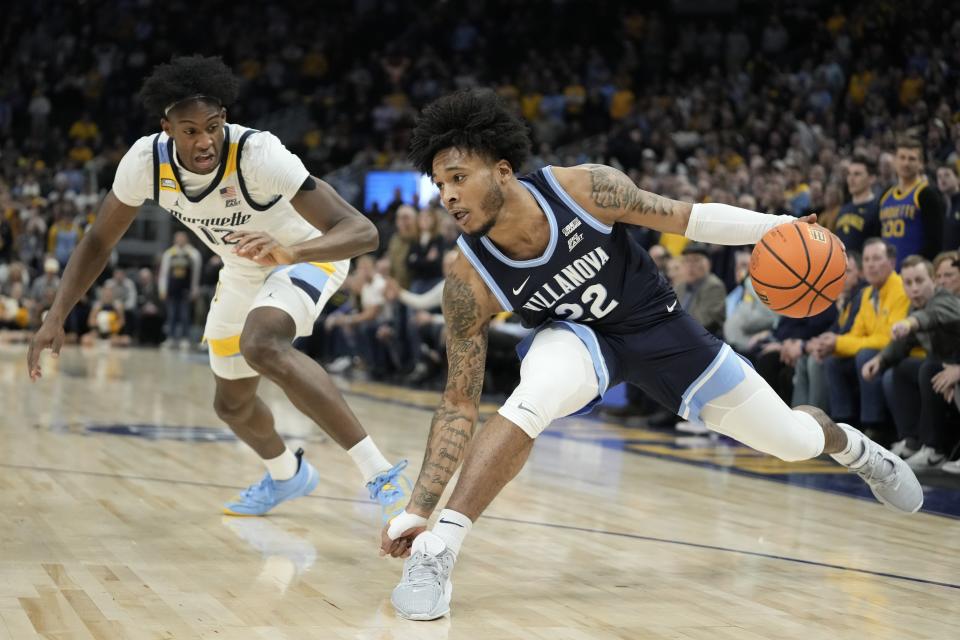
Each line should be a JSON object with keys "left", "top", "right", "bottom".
{"left": 432, "top": 147, "right": 502, "bottom": 238}
{"left": 164, "top": 102, "right": 227, "bottom": 175}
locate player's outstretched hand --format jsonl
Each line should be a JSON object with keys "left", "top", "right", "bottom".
{"left": 380, "top": 511, "right": 429, "bottom": 559}
{"left": 27, "top": 319, "right": 65, "bottom": 381}
{"left": 227, "top": 231, "right": 296, "bottom": 266}
{"left": 380, "top": 522, "right": 427, "bottom": 559}
{"left": 796, "top": 214, "right": 818, "bottom": 225}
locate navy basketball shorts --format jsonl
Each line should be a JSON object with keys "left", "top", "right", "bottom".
{"left": 516, "top": 312, "right": 745, "bottom": 423}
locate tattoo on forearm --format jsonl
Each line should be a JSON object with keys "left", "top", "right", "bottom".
{"left": 413, "top": 487, "right": 440, "bottom": 509}
{"left": 444, "top": 272, "right": 478, "bottom": 336}
{"left": 587, "top": 164, "right": 678, "bottom": 216}
{"left": 407, "top": 275, "right": 488, "bottom": 512}
{"left": 409, "top": 404, "right": 478, "bottom": 511}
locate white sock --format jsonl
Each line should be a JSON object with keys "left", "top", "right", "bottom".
{"left": 433, "top": 508, "right": 473, "bottom": 557}
{"left": 830, "top": 423, "right": 867, "bottom": 467}
{"left": 264, "top": 447, "right": 299, "bottom": 481}
{"left": 348, "top": 436, "right": 392, "bottom": 483}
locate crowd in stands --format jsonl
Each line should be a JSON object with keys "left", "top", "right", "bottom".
{"left": 1, "top": 1, "right": 960, "bottom": 469}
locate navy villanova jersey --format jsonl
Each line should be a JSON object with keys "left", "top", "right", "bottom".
{"left": 456, "top": 166, "right": 675, "bottom": 333}
{"left": 457, "top": 166, "right": 744, "bottom": 424}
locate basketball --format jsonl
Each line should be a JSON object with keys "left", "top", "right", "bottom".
{"left": 749, "top": 222, "right": 847, "bottom": 318}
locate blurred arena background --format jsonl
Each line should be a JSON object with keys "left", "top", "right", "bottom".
{"left": 1, "top": 2, "right": 959, "bottom": 636}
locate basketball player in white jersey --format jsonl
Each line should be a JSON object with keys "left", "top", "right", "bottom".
{"left": 27, "top": 55, "right": 410, "bottom": 519}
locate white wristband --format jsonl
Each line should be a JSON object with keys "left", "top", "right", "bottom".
{"left": 387, "top": 510, "right": 429, "bottom": 540}
{"left": 685, "top": 202, "right": 797, "bottom": 246}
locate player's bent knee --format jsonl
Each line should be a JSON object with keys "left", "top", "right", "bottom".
{"left": 213, "top": 393, "right": 253, "bottom": 423}
{"left": 239, "top": 329, "right": 292, "bottom": 376}
{"left": 498, "top": 399, "right": 552, "bottom": 438}
{"left": 497, "top": 327, "right": 601, "bottom": 438}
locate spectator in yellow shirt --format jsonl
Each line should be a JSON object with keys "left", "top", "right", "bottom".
{"left": 68, "top": 112, "right": 99, "bottom": 143}
{"left": 812, "top": 238, "right": 909, "bottom": 437}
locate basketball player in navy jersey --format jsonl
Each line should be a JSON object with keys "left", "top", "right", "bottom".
{"left": 382, "top": 89, "right": 923, "bottom": 621}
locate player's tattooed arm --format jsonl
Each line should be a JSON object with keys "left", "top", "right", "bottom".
{"left": 555, "top": 164, "right": 693, "bottom": 234}
{"left": 408, "top": 256, "right": 494, "bottom": 516}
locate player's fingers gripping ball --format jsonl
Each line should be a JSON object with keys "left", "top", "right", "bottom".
{"left": 750, "top": 221, "right": 846, "bottom": 318}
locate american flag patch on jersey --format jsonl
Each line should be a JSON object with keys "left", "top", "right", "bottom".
{"left": 219, "top": 186, "right": 237, "bottom": 200}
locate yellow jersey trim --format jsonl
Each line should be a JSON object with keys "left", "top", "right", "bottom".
{"left": 208, "top": 335, "right": 242, "bottom": 357}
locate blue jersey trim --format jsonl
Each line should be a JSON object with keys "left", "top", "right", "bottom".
{"left": 479, "top": 181, "right": 558, "bottom": 268}
{"left": 553, "top": 320, "right": 610, "bottom": 398}
{"left": 678, "top": 343, "right": 745, "bottom": 422}
{"left": 515, "top": 320, "right": 610, "bottom": 416}
{"left": 157, "top": 137, "right": 171, "bottom": 164}
{"left": 457, "top": 236, "right": 514, "bottom": 311}
{"left": 542, "top": 166, "right": 613, "bottom": 234}
{"left": 285, "top": 263, "right": 331, "bottom": 303}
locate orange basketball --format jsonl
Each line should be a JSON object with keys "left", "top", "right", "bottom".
{"left": 749, "top": 222, "right": 847, "bottom": 318}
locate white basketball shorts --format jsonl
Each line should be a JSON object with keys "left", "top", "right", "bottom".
{"left": 203, "top": 260, "right": 348, "bottom": 379}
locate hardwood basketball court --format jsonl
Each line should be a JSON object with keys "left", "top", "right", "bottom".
{"left": 0, "top": 344, "right": 957, "bottom": 639}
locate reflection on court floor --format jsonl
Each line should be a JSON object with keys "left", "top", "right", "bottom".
{"left": 1, "top": 345, "right": 957, "bottom": 639}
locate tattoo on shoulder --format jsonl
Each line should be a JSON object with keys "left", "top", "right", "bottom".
{"left": 587, "top": 164, "right": 676, "bottom": 216}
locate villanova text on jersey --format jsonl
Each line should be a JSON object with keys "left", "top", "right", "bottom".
{"left": 457, "top": 167, "right": 676, "bottom": 334}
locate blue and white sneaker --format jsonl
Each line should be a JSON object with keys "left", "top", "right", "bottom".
{"left": 224, "top": 448, "right": 320, "bottom": 516}
{"left": 366, "top": 460, "right": 412, "bottom": 523}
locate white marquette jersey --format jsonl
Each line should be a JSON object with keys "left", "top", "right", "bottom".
{"left": 112, "top": 123, "right": 328, "bottom": 274}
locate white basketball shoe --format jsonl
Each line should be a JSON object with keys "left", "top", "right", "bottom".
{"left": 833, "top": 424, "right": 923, "bottom": 513}
{"left": 391, "top": 531, "right": 456, "bottom": 621}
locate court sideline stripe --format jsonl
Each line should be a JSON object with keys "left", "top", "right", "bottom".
{"left": 0, "top": 460, "right": 956, "bottom": 592}
{"left": 336, "top": 387, "right": 960, "bottom": 521}
{"left": 480, "top": 514, "right": 960, "bottom": 591}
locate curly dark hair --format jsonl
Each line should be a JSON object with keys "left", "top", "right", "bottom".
{"left": 409, "top": 89, "right": 531, "bottom": 175}
{"left": 138, "top": 55, "right": 240, "bottom": 118}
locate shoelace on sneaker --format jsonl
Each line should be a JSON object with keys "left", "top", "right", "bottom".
{"left": 854, "top": 448, "right": 897, "bottom": 486}
{"left": 404, "top": 551, "right": 446, "bottom": 587}
{"left": 377, "top": 482, "right": 403, "bottom": 504}
{"left": 240, "top": 476, "right": 276, "bottom": 503}
{"left": 368, "top": 460, "right": 409, "bottom": 502}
